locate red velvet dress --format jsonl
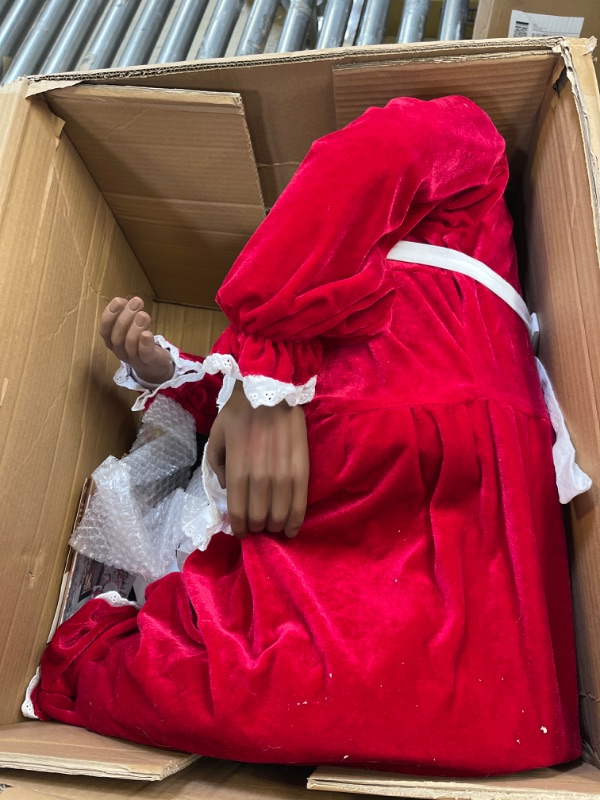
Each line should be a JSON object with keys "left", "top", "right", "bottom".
{"left": 31, "top": 96, "right": 581, "bottom": 775}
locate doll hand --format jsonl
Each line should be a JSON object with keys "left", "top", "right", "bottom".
{"left": 206, "top": 381, "right": 309, "bottom": 539}
{"left": 99, "top": 296, "right": 175, "bottom": 385}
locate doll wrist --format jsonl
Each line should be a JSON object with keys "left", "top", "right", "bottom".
{"left": 114, "top": 335, "right": 205, "bottom": 410}
{"left": 129, "top": 365, "right": 173, "bottom": 390}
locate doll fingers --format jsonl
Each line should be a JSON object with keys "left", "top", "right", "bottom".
{"left": 226, "top": 463, "right": 249, "bottom": 539}
{"left": 248, "top": 470, "right": 270, "bottom": 533}
{"left": 98, "top": 297, "right": 127, "bottom": 349}
{"left": 124, "top": 311, "right": 151, "bottom": 361}
{"left": 138, "top": 331, "right": 161, "bottom": 367}
{"left": 266, "top": 422, "right": 293, "bottom": 534}
{"left": 284, "top": 410, "right": 309, "bottom": 538}
{"left": 110, "top": 297, "right": 145, "bottom": 359}
{"left": 135, "top": 335, "right": 175, "bottom": 384}
{"left": 124, "top": 311, "right": 154, "bottom": 363}
{"left": 267, "top": 476, "right": 292, "bottom": 534}
{"left": 284, "top": 479, "right": 307, "bottom": 538}
{"left": 285, "top": 453, "right": 309, "bottom": 538}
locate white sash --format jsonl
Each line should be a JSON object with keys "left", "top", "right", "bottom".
{"left": 386, "top": 241, "right": 591, "bottom": 504}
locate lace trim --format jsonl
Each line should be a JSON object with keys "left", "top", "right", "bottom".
{"left": 21, "top": 667, "right": 41, "bottom": 720}
{"left": 114, "top": 336, "right": 316, "bottom": 412}
{"left": 206, "top": 355, "right": 316, "bottom": 410}
{"left": 114, "top": 336, "right": 205, "bottom": 412}
{"left": 94, "top": 590, "right": 139, "bottom": 609}
{"left": 535, "top": 358, "right": 592, "bottom": 504}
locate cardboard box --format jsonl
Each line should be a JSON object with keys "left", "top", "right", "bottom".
{"left": 0, "top": 35, "right": 599, "bottom": 798}
{"left": 473, "top": 0, "right": 600, "bottom": 81}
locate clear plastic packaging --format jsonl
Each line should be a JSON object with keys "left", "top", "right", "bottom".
{"left": 70, "top": 396, "right": 231, "bottom": 582}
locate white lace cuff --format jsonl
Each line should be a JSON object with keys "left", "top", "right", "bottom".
{"left": 114, "top": 336, "right": 316, "bottom": 412}
{"left": 21, "top": 667, "right": 41, "bottom": 719}
{"left": 205, "top": 354, "right": 317, "bottom": 411}
{"left": 114, "top": 336, "right": 208, "bottom": 412}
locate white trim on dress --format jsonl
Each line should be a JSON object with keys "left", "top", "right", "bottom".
{"left": 114, "top": 336, "right": 316, "bottom": 412}
{"left": 387, "top": 240, "right": 591, "bottom": 504}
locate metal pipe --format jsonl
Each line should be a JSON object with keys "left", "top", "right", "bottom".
{"left": 397, "top": 0, "right": 429, "bottom": 43}
{"left": 236, "top": 0, "right": 280, "bottom": 55}
{"left": 342, "top": 0, "right": 366, "bottom": 46}
{"left": 3, "top": 0, "right": 76, "bottom": 82}
{"left": 437, "top": 0, "right": 468, "bottom": 40}
{"left": 0, "top": 0, "right": 15, "bottom": 26}
{"left": 316, "top": 0, "right": 352, "bottom": 48}
{"left": 308, "top": 0, "right": 322, "bottom": 48}
{"left": 157, "top": 0, "right": 208, "bottom": 62}
{"left": 78, "top": 0, "right": 142, "bottom": 70}
{"left": 116, "top": 0, "right": 176, "bottom": 66}
{"left": 0, "top": 0, "right": 45, "bottom": 63}
{"left": 196, "top": 0, "right": 244, "bottom": 59}
{"left": 41, "top": 0, "right": 105, "bottom": 74}
{"left": 355, "top": 0, "right": 389, "bottom": 44}
{"left": 276, "top": 0, "right": 315, "bottom": 52}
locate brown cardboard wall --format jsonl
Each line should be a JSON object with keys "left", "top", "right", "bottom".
{"left": 152, "top": 302, "right": 228, "bottom": 357}
{"left": 473, "top": 0, "right": 600, "bottom": 83}
{"left": 116, "top": 58, "right": 341, "bottom": 208}
{"left": 332, "top": 51, "right": 558, "bottom": 170}
{"left": 0, "top": 83, "right": 153, "bottom": 727}
{"left": 47, "top": 86, "right": 265, "bottom": 309}
{"left": 101, "top": 42, "right": 566, "bottom": 206}
{"left": 509, "top": 47, "right": 600, "bottom": 768}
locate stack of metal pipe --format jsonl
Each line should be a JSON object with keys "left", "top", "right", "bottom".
{"left": 0, "top": 0, "right": 470, "bottom": 83}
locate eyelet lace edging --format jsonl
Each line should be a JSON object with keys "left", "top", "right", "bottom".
{"left": 114, "top": 336, "right": 316, "bottom": 411}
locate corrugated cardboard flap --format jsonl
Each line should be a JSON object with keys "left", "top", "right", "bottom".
{"left": 45, "top": 84, "right": 265, "bottom": 308}
{"left": 0, "top": 722, "right": 198, "bottom": 780}
{"left": 308, "top": 760, "right": 600, "bottom": 798}
{"left": 24, "top": 37, "right": 567, "bottom": 86}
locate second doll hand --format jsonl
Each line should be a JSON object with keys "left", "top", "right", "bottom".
{"left": 99, "top": 296, "right": 175, "bottom": 385}
{"left": 207, "top": 380, "right": 309, "bottom": 540}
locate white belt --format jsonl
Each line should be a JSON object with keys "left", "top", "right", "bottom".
{"left": 387, "top": 240, "right": 540, "bottom": 349}
{"left": 386, "top": 241, "right": 591, "bottom": 504}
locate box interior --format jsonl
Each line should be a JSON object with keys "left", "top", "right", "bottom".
{"left": 1, "top": 38, "right": 600, "bottom": 797}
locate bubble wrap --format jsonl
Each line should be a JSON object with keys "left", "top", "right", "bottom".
{"left": 70, "top": 395, "right": 229, "bottom": 582}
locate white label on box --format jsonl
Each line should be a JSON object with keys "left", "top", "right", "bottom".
{"left": 508, "top": 10, "right": 584, "bottom": 38}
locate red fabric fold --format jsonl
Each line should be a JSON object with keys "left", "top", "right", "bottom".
{"left": 211, "top": 327, "right": 322, "bottom": 387}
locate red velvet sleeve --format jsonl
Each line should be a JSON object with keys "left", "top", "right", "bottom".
{"left": 211, "top": 95, "right": 508, "bottom": 387}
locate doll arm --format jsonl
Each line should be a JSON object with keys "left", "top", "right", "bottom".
{"left": 209, "top": 95, "right": 508, "bottom": 405}
{"left": 99, "top": 298, "right": 306, "bottom": 537}
{"left": 100, "top": 297, "right": 221, "bottom": 435}
{"left": 205, "top": 96, "right": 508, "bottom": 537}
